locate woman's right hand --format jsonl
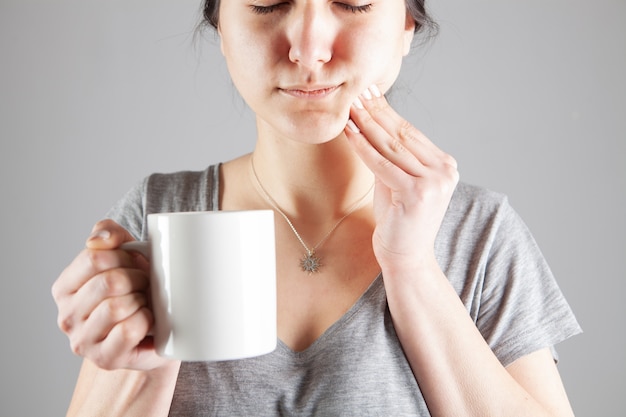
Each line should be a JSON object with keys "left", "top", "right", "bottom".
{"left": 52, "top": 219, "right": 169, "bottom": 371}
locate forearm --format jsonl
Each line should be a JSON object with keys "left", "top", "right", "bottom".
{"left": 384, "top": 262, "right": 551, "bottom": 417}
{"left": 67, "top": 359, "right": 181, "bottom": 417}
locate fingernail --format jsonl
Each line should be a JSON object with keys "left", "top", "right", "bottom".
{"left": 352, "top": 97, "right": 364, "bottom": 109}
{"left": 88, "top": 229, "right": 111, "bottom": 242}
{"left": 346, "top": 119, "right": 360, "bottom": 133}
{"left": 361, "top": 88, "right": 373, "bottom": 100}
{"left": 369, "top": 84, "right": 382, "bottom": 98}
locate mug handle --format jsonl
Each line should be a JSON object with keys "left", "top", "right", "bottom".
{"left": 120, "top": 241, "right": 151, "bottom": 260}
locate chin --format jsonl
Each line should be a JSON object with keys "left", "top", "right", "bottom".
{"left": 258, "top": 104, "right": 351, "bottom": 145}
{"left": 287, "top": 115, "right": 349, "bottom": 145}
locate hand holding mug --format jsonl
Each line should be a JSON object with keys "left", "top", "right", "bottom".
{"left": 52, "top": 219, "right": 165, "bottom": 371}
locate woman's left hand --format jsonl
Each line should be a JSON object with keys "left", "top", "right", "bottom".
{"left": 344, "top": 85, "right": 459, "bottom": 274}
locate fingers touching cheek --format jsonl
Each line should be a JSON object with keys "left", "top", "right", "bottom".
{"left": 345, "top": 85, "right": 428, "bottom": 179}
{"left": 345, "top": 85, "right": 458, "bottom": 171}
{"left": 344, "top": 85, "right": 459, "bottom": 197}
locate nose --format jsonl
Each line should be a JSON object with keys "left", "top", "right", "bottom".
{"left": 287, "top": 5, "right": 333, "bottom": 69}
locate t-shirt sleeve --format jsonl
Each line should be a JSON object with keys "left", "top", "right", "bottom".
{"left": 104, "top": 178, "right": 147, "bottom": 242}
{"left": 475, "top": 199, "right": 581, "bottom": 367}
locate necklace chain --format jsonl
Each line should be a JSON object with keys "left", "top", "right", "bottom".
{"left": 249, "top": 156, "right": 373, "bottom": 273}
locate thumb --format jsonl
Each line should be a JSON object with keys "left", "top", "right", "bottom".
{"left": 86, "top": 219, "right": 136, "bottom": 250}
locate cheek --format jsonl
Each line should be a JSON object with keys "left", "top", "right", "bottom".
{"left": 341, "top": 29, "right": 405, "bottom": 94}
{"left": 221, "top": 34, "right": 273, "bottom": 99}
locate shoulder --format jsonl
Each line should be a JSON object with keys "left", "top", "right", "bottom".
{"left": 449, "top": 182, "right": 508, "bottom": 212}
{"left": 145, "top": 165, "right": 215, "bottom": 195}
{"left": 443, "top": 181, "right": 512, "bottom": 230}
{"left": 143, "top": 164, "right": 220, "bottom": 213}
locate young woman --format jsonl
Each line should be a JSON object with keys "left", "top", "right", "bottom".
{"left": 52, "top": 0, "right": 581, "bottom": 415}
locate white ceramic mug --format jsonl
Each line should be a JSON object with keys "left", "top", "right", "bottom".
{"left": 122, "top": 210, "right": 276, "bottom": 361}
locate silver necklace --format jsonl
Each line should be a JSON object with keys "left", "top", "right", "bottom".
{"left": 250, "top": 157, "right": 373, "bottom": 274}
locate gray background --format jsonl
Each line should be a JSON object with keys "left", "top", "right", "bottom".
{"left": 1, "top": 0, "right": 624, "bottom": 415}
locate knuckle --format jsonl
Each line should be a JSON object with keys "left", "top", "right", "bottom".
{"left": 85, "top": 248, "right": 105, "bottom": 270}
{"left": 387, "top": 138, "right": 406, "bottom": 155}
{"left": 50, "top": 281, "right": 63, "bottom": 302}
{"left": 117, "top": 318, "right": 145, "bottom": 346}
{"left": 57, "top": 314, "right": 74, "bottom": 334}
{"left": 69, "top": 335, "right": 84, "bottom": 356}
{"left": 102, "top": 297, "right": 127, "bottom": 320}
{"left": 99, "top": 270, "right": 127, "bottom": 296}
{"left": 86, "top": 247, "right": 121, "bottom": 270}
{"left": 377, "top": 156, "right": 394, "bottom": 171}
{"left": 443, "top": 163, "right": 460, "bottom": 183}
{"left": 92, "top": 349, "right": 120, "bottom": 371}
{"left": 435, "top": 174, "right": 457, "bottom": 196}
{"left": 398, "top": 120, "right": 418, "bottom": 144}
{"left": 52, "top": 260, "right": 82, "bottom": 301}
{"left": 442, "top": 153, "right": 458, "bottom": 169}
{"left": 103, "top": 293, "right": 145, "bottom": 322}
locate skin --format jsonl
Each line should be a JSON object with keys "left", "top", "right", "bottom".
{"left": 52, "top": 1, "right": 576, "bottom": 415}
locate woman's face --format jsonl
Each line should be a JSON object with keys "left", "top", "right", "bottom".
{"left": 218, "top": 1, "right": 415, "bottom": 144}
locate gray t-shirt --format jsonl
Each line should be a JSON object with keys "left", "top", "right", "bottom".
{"left": 106, "top": 164, "right": 581, "bottom": 416}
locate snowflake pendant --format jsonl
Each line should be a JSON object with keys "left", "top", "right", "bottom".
{"left": 300, "top": 251, "right": 322, "bottom": 273}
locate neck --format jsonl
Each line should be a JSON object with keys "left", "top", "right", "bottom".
{"left": 250, "top": 127, "right": 374, "bottom": 224}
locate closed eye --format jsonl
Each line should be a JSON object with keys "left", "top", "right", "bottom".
{"left": 335, "top": 3, "right": 373, "bottom": 13}
{"left": 249, "top": 2, "right": 288, "bottom": 15}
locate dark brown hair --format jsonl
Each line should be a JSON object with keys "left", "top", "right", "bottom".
{"left": 200, "top": 0, "right": 437, "bottom": 35}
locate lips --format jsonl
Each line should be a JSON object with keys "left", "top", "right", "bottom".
{"left": 279, "top": 85, "right": 340, "bottom": 99}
